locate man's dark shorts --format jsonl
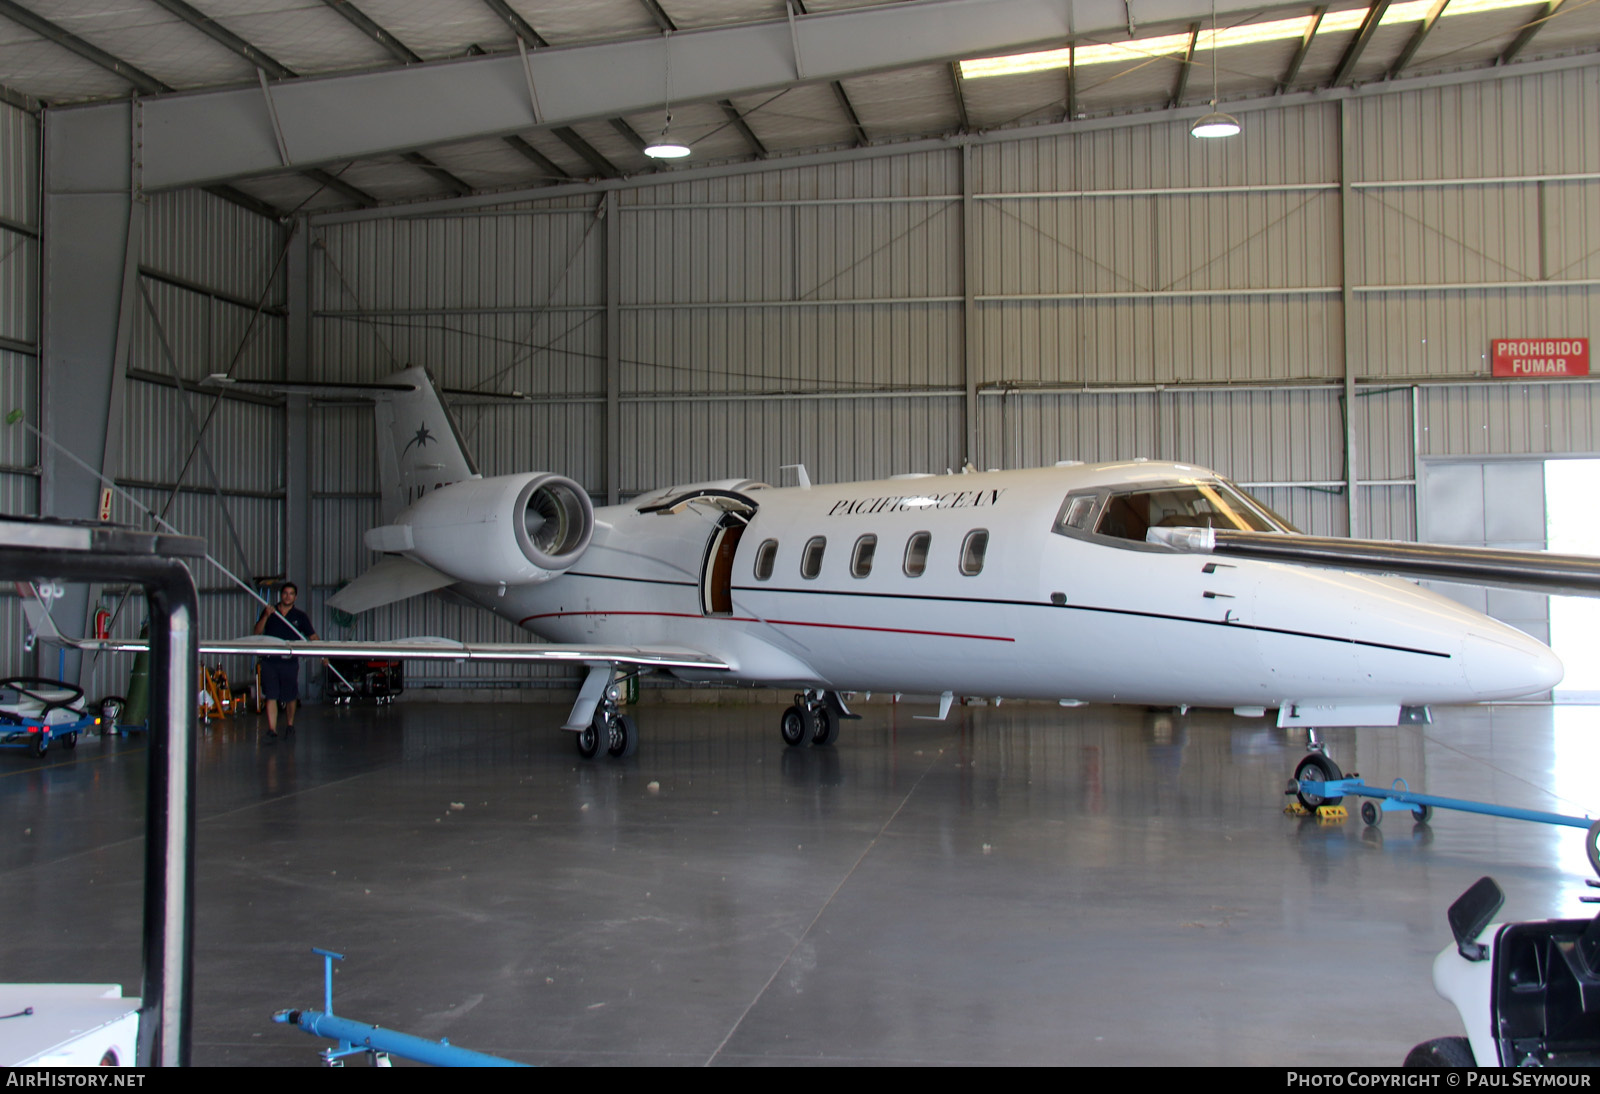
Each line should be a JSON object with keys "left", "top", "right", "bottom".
{"left": 260, "top": 658, "right": 300, "bottom": 703}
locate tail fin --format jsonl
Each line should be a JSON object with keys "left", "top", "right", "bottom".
{"left": 204, "top": 366, "right": 479, "bottom": 523}
{"left": 371, "top": 367, "right": 480, "bottom": 523}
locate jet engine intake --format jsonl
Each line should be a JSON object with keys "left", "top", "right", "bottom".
{"left": 385, "top": 473, "right": 594, "bottom": 586}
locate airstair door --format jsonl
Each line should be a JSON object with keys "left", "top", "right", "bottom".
{"left": 701, "top": 514, "right": 748, "bottom": 616}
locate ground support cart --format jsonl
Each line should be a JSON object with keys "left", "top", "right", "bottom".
{"left": 324, "top": 658, "right": 403, "bottom": 706}
{"left": 1408, "top": 876, "right": 1600, "bottom": 1066}
{"left": 0, "top": 676, "right": 104, "bottom": 757}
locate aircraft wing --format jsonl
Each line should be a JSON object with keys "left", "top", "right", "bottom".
{"left": 1147, "top": 527, "right": 1600, "bottom": 596}
{"left": 66, "top": 634, "right": 729, "bottom": 670}
{"left": 16, "top": 582, "right": 728, "bottom": 670}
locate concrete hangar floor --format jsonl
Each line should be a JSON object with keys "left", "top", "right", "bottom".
{"left": 1, "top": 696, "right": 1593, "bottom": 1066}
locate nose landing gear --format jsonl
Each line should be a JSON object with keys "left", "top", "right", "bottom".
{"left": 1286, "top": 731, "right": 1348, "bottom": 815}
{"left": 1289, "top": 751, "right": 1345, "bottom": 812}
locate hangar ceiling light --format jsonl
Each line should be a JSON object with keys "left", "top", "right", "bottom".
{"left": 1192, "top": 0, "right": 1242, "bottom": 139}
{"left": 642, "top": 31, "right": 691, "bottom": 160}
{"left": 1190, "top": 110, "right": 1243, "bottom": 137}
{"left": 644, "top": 117, "right": 692, "bottom": 159}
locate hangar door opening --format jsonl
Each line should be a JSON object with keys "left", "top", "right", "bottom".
{"left": 1545, "top": 460, "right": 1600, "bottom": 702}
{"left": 1420, "top": 459, "right": 1600, "bottom": 702}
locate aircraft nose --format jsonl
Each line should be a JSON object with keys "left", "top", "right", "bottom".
{"left": 1459, "top": 622, "right": 1565, "bottom": 700}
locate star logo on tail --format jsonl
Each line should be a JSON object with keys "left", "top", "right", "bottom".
{"left": 402, "top": 423, "right": 434, "bottom": 458}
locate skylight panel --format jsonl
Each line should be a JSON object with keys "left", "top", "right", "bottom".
{"left": 959, "top": 0, "right": 1543, "bottom": 80}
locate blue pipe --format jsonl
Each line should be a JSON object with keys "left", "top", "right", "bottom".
{"left": 273, "top": 1008, "right": 530, "bottom": 1067}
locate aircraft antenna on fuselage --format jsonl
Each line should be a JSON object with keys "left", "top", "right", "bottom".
{"left": 779, "top": 464, "right": 812, "bottom": 489}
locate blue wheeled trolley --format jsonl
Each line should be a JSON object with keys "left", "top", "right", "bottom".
{"left": 0, "top": 676, "right": 105, "bottom": 757}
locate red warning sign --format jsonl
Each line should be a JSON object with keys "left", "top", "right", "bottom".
{"left": 1491, "top": 338, "right": 1589, "bottom": 378}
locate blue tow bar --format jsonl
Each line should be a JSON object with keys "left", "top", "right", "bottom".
{"left": 1308, "top": 776, "right": 1593, "bottom": 830}
{"left": 1300, "top": 776, "right": 1600, "bottom": 875}
{"left": 273, "top": 948, "right": 531, "bottom": 1067}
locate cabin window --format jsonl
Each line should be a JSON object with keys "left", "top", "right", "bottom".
{"left": 960, "top": 530, "right": 989, "bottom": 576}
{"left": 1054, "top": 494, "right": 1098, "bottom": 534}
{"left": 851, "top": 535, "right": 877, "bottom": 578}
{"left": 1097, "top": 483, "right": 1279, "bottom": 544}
{"left": 1054, "top": 479, "right": 1296, "bottom": 547}
{"left": 801, "top": 536, "right": 827, "bottom": 579}
{"left": 903, "top": 532, "right": 931, "bottom": 577}
{"left": 753, "top": 538, "right": 778, "bottom": 580}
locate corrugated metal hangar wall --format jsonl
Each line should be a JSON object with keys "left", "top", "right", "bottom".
{"left": 0, "top": 100, "right": 36, "bottom": 667}
{"left": 2, "top": 64, "right": 1598, "bottom": 696}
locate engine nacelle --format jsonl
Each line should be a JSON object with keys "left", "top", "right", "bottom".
{"left": 368, "top": 473, "right": 594, "bottom": 586}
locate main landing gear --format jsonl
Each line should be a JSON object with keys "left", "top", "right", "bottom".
{"left": 577, "top": 704, "right": 638, "bottom": 760}
{"left": 576, "top": 687, "right": 636, "bottom": 754}
{"left": 780, "top": 690, "right": 853, "bottom": 748}
{"left": 570, "top": 664, "right": 639, "bottom": 761}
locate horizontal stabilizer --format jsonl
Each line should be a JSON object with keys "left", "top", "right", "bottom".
{"left": 328, "top": 556, "right": 456, "bottom": 615}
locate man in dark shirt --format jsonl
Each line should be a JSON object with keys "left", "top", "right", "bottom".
{"left": 253, "top": 582, "right": 318, "bottom": 739}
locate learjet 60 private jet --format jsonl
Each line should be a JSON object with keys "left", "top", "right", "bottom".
{"left": 39, "top": 368, "right": 1570, "bottom": 773}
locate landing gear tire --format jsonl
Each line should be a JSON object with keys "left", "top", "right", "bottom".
{"left": 1293, "top": 753, "right": 1344, "bottom": 811}
{"left": 1403, "top": 1037, "right": 1474, "bottom": 1068}
{"left": 1361, "top": 800, "right": 1380, "bottom": 827}
{"left": 811, "top": 705, "right": 838, "bottom": 746}
{"left": 576, "top": 717, "right": 605, "bottom": 760}
{"left": 802, "top": 704, "right": 823, "bottom": 743}
{"left": 607, "top": 714, "right": 638, "bottom": 759}
{"left": 780, "top": 705, "right": 808, "bottom": 747}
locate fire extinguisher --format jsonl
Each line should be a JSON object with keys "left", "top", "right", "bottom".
{"left": 94, "top": 609, "right": 111, "bottom": 640}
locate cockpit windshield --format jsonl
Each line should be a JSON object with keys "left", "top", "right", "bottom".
{"left": 1054, "top": 479, "right": 1296, "bottom": 546}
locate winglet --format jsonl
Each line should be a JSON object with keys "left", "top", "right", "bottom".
{"left": 16, "top": 581, "right": 79, "bottom": 649}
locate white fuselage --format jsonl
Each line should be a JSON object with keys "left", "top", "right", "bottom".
{"left": 448, "top": 462, "right": 1562, "bottom": 709}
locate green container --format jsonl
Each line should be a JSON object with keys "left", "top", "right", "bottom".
{"left": 124, "top": 623, "right": 150, "bottom": 726}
